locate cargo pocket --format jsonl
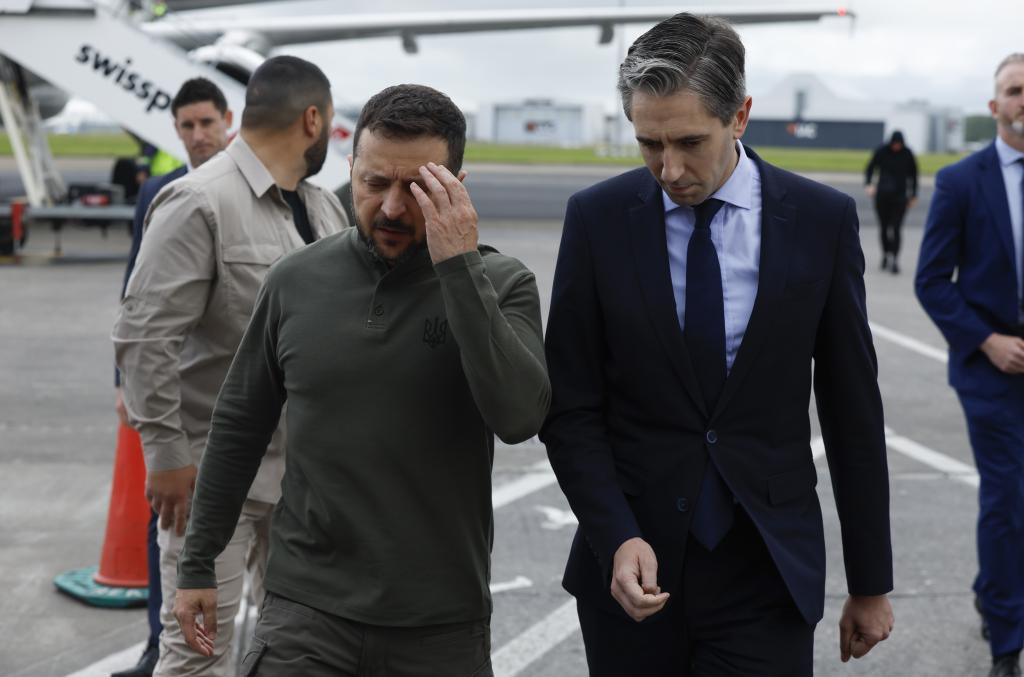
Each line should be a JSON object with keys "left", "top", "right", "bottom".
{"left": 239, "top": 636, "right": 268, "bottom": 677}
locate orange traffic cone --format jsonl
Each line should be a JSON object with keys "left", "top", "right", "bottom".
{"left": 96, "top": 423, "right": 150, "bottom": 586}
{"left": 54, "top": 422, "right": 150, "bottom": 607}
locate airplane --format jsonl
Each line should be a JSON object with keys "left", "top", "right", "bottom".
{"left": 0, "top": 1, "right": 855, "bottom": 209}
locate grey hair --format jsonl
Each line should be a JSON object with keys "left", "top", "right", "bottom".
{"left": 618, "top": 13, "right": 746, "bottom": 125}
{"left": 995, "top": 53, "right": 1024, "bottom": 91}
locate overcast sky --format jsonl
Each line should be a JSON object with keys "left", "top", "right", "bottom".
{"left": 174, "top": 0, "right": 1019, "bottom": 117}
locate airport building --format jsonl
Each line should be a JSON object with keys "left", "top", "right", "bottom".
{"left": 734, "top": 74, "right": 963, "bottom": 153}
{"left": 601, "top": 74, "right": 965, "bottom": 154}
{"left": 474, "top": 99, "right": 605, "bottom": 147}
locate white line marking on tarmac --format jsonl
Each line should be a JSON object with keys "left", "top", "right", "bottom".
{"left": 492, "top": 598, "right": 580, "bottom": 677}
{"left": 884, "top": 427, "right": 979, "bottom": 487}
{"left": 536, "top": 505, "right": 579, "bottom": 530}
{"left": 491, "top": 576, "right": 534, "bottom": 594}
{"left": 493, "top": 460, "right": 557, "bottom": 509}
{"left": 868, "top": 321, "right": 947, "bottom": 364}
{"left": 64, "top": 642, "right": 146, "bottom": 677}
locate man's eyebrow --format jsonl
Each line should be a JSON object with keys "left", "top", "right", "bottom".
{"left": 635, "top": 133, "right": 708, "bottom": 144}
{"left": 672, "top": 134, "right": 708, "bottom": 144}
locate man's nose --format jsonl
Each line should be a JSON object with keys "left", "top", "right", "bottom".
{"left": 381, "top": 186, "right": 405, "bottom": 219}
{"left": 661, "top": 148, "right": 685, "bottom": 185}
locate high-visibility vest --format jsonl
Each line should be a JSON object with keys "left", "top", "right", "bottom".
{"left": 149, "top": 149, "right": 183, "bottom": 177}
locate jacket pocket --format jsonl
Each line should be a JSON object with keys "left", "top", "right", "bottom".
{"left": 766, "top": 464, "right": 818, "bottom": 505}
{"left": 222, "top": 242, "right": 281, "bottom": 266}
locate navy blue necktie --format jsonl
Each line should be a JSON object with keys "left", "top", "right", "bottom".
{"left": 684, "top": 198, "right": 734, "bottom": 551}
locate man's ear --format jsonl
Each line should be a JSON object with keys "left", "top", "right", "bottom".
{"left": 304, "top": 105, "right": 319, "bottom": 138}
{"left": 224, "top": 109, "right": 234, "bottom": 128}
{"left": 733, "top": 96, "right": 753, "bottom": 139}
{"left": 347, "top": 154, "right": 354, "bottom": 171}
{"left": 457, "top": 169, "right": 467, "bottom": 183}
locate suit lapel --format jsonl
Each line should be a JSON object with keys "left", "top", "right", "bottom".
{"left": 715, "top": 150, "right": 794, "bottom": 416}
{"left": 628, "top": 176, "right": 708, "bottom": 417}
{"left": 978, "top": 143, "right": 1016, "bottom": 269}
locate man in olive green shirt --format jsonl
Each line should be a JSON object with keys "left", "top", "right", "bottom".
{"left": 173, "top": 84, "right": 551, "bottom": 676}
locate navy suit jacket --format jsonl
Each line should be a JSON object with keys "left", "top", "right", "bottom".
{"left": 540, "top": 148, "right": 892, "bottom": 625}
{"left": 916, "top": 142, "right": 1021, "bottom": 395}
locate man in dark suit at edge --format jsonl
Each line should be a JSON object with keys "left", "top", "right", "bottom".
{"left": 916, "top": 53, "right": 1024, "bottom": 677}
{"left": 111, "top": 77, "right": 232, "bottom": 677}
{"left": 540, "top": 13, "right": 894, "bottom": 676}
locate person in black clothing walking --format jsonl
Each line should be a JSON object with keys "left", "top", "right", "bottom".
{"left": 866, "top": 130, "right": 919, "bottom": 274}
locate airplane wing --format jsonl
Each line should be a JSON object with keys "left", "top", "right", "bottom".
{"left": 144, "top": 6, "right": 853, "bottom": 53}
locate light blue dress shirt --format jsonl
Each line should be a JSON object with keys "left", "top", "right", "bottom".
{"left": 994, "top": 136, "right": 1024, "bottom": 321}
{"left": 664, "top": 142, "right": 763, "bottom": 372}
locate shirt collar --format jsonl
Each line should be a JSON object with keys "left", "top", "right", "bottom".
{"left": 995, "top": 135, "right": 1024, "bottom": 167}
{"left": 662, "top": 141, "right": 754, "bottom": 215}
{"left": 226, "top": 134, "right": 277, "bottom": 198}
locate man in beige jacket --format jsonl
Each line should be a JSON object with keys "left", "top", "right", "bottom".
{"left": 113, "top": 55, "right": 347, "bottom": 676}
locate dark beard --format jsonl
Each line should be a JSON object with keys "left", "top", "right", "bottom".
{"left": 303, "top": 125, "right": 329, "bottom": 179}
{"left": 357, "top": 219, "right": 426, "bottom": 268}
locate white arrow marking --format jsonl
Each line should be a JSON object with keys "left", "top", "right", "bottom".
{"left": 535, "top": 505, "right": 578, "bottom": 530}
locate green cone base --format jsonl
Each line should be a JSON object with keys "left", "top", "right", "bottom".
{"left": 54, "top": 566, "right": 148, "bottom": 608}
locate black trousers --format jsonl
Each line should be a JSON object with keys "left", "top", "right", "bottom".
{"left": 874, "top": 193, "right": 909, "bottom": 257}
{"left": 147, "top": 509, "right": 162, "bottom": 647}
{"left": 577, "top": 508, "right": 814, "bottom": 677}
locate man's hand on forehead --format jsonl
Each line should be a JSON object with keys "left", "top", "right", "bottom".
{"left": 410, "top": 162, "right": 479, "bottom": 265}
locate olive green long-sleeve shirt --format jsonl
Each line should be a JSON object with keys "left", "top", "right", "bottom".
{"left": 178, "top": 227, "right": 551, "bottom": 625}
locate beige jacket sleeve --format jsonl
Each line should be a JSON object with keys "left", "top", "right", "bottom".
{"left": 113, "top": 185, "right": 216, "bottom": 472}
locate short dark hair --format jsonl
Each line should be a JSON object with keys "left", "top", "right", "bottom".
{"left": 242, "top": 55, "right": 332, "bottom": 130}
{"left": 171, "top": 77, "right": 228, "bottom": 118}
{"left": 618, "top": 13, "right": 746, "bottom": 125}
{"left": 353, "top": 84, "right": 466, "bottom": 173}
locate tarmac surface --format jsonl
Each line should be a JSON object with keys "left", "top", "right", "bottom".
{"left": 0, "top": 161, "right": 996, "bottom": 677}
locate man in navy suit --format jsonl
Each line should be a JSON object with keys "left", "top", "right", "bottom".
{"left": 112, "top": 77, "right": 232, "bottom": 677}
{"left": 540, "top": 13, "right": 894, "bottom": 676}
{"left": 916, "top": 53, "right": 1024, "bottom": 677}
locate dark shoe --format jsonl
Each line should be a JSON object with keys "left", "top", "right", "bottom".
{"left": 977, "top": 595, "right": 991, "bottom": 641}
{"left": 891, "top": 260, "right": 900, "bottom": 275}
{"left": 110, "top": 644, "right": 158, "bottom": 677}
{"left": 880, "top": 254, "right": 890, "bottom": 271}
{"left": 989, "top": 654, "right": 1022, "bottom": 677}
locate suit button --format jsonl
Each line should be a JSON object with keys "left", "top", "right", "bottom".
{"left": 676, "top": 497, "right": 689, "bottom": 512}
{"left": 706, "top": 430, "right": 718, "bottom": 444}
{"left": 374, "top": 304, "right": 385, "bottom": 317}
